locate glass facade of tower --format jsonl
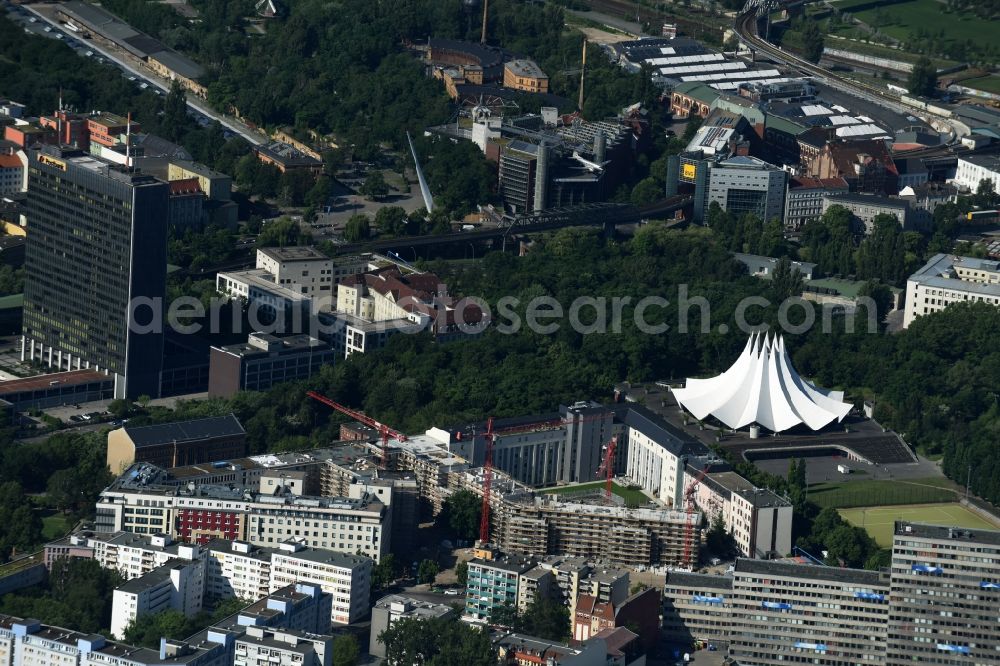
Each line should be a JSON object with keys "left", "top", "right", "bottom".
{"left": 22, "top": 147, "right": 168, "bottom": 398}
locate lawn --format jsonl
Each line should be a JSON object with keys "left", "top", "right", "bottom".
{"left": 840, "top": 503, "right": 1000, "bottom": 547}
{"left": 41, "top": 512, "right": 73, "bottom": 541}
{"left": 830, "top": 0, "right": 999, "bottom": 53}
{"left": 961, "top": 76, "right": 1000, "bottom": 95}
{"left": 540, "top": 481, "right": 649, "bottom": 506}
{"left": 808, "top": 478, "right": 957, "bottom": 509}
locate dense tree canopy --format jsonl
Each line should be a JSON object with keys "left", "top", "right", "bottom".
{"left": 379, "top": 617, "right": 496, "bottom": 666}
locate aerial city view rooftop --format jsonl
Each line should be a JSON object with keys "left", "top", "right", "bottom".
{"left": 0, "top": 0, "right": 999, "bottom": 663}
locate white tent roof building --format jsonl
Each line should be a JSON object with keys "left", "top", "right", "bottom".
{"left": 671, "top": 332, "right": 852, "bottom": 432}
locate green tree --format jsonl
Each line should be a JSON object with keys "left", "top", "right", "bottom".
{"left": 375, "top": 206, "right": 408, "bottom": 236}
{"left": 343, "top": 214, "right": 371, "bottom": 242}
{"left": 372, "top": 553, "right": 398, "bottom": 590}
{"left": 360, "top": 171, "right": 389, "bottom": 200}
{"left": 801, "top": 21, "right": 825, "bottom": 63}
{"left": 630, "top": 177, "right": 662, "bottom": 206}
{"left": 770, "top": 257, "right": 804, "bottom": 301}
{"left": 108, "top": 399, "right": 132, "bottom": 419}
{"left": 455, "top": 561, "right": 468, "bottom": 586}
{"left": 858, "top": 279, "right": 894, "bottom": 325}
{"left": 161, "top": 80, "right": 188, "bottom": 142}
{"left": 439, "top": 489, "right": 481, "bottom": 542}
{"left": 258, "top": 217, "right": 308, "bottom": 247}
{"left": 417, "top": 558, "right": 440, "bottom": 585}
{"left": 380, "top": 617, "right": 496, "bottom": 666}
{"left": 705, "top": 513, "right": 738, "bottom": 558}
{"left": 516, "top": 595, "right": 570, "bottom": 641}
{"left": 907, "top": 56, "right": 938, "bottom": 96}
{"left": 332, "top": 634, "right": 359, "bottom": 666}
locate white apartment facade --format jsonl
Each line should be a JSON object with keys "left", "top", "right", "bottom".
{"left": 244, "top": 494, "right": 390, "bottom": 562}
{"left": 110, "top": 558, "right": 205, "bottom": 639}
{"left": 234, "top": 626, "right": 331, "bottom": 666}
{"left": 953, "top": 154, "right": 1000, "bottom": 193}
{"left": 903, "top": 254, "right": 1000, "bottom": 328}
{"left": 270, "top": 544, "right": 372, "bottom": 625}
{"left": 204, "top": 540, "right": 272, "bottom": 601}
{"left": 256, "top": 247, "right": 334, "bottom": 301}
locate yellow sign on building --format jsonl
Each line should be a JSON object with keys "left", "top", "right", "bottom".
{"left": 682, "top": 163, "right": 696, "bottom": 180}
{"left": 38, "top": 154, "right": 66, "bottom": 171}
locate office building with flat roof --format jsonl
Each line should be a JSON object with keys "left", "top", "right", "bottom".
{"left": 22, "top": 146, "right": 168, "bottom": 399}
{"left": 903, "top": 253, "right": 1000, "bottom": 328}
{"left": 887, "top": 521, "right": 1000, "bottom": 665}
{"left": 705, "top": 156, "right": 787, "bottom": 223}
{"left": 255, "top": 247, "right": 334, "bottom": 300}
{"left": 208, "top": 333, "right": 336, "bottom": 398}
{"left": 821, "top": 192, "right": 911, "bottom": 234}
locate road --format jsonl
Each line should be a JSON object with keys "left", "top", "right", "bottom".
{"left": 10, "top": 1, "right": 268, "bottom": 146}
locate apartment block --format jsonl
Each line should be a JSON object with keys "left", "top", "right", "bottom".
{"left": 903, "top": 253, "right": 1000, "bottom": 328}
{"left": 685, "top": 465, "right": 793, "bottom": 559}
{"left": 728, "top": 559, "right": 890, "bottom": 666}
{"left": 623, "top": 405, "right": 710, "bottom": 510}
{"left": 269, "top": 543, "right": 372, "bottom": 626}
{"left": 111, "top": 558, "right": 206, "bottom": 639}
{"left": 369, "top": 595, "right": 456, "bottom": 659}
{"left": 953, "top": 153, "right": 1000, "bottom": 193}
{"left": 233, "top": 626, "right": 331, "bottom": 666}
{"left": 204, "top": 540, "right": 273, "bottom": 601}
{"left": 662, "top": 571, "right": 732, "bottom": 645}
{"left": 821, "top": 192, "right": 911, "bottom": 234}
{"left": 465, "top": 550, "right": 536, "bottom": 621}
{"left": 887, "top": 521, "right": 1000, "bottom": 665}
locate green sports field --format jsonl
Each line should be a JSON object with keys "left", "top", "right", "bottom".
{"left": 831, "top": 0, "right": 1000, "bottom": 54}
{"left": 840, "top": 503, "right": 1000, "bottom": 547}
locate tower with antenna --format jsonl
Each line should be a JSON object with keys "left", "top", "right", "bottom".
{"left": 578, "top": 39, "right": 587, "bottom": 111}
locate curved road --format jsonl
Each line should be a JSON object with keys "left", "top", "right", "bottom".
{"left": 733, "top": 8, "right": 963, "bottom": 141}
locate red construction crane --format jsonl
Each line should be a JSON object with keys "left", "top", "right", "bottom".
{"left": 478, "top": 417, "right": 496, "bottom": 545}
{"left": 306, "top": 391, "right": 407, "bottom": 468}
{"left": 474, "top": 410, "right": 612, "bottom": 545}
{"left": 595, "top": 435, "right": 618, "bottom": 500}
{"left": 683, "top": 466, "right": 710, "bottom": 568}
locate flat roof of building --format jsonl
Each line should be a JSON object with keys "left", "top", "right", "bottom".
{"left": 909, "top": 253, "right": 1000, "bottom": 297}
{"left": 896, "top": 520, "right": 1000, "bottom": 546}
{"left": 258, "top": 246, "right": 329, "bottom": 262}
{"left": 824, "top": 192, "right": 908, "bottom": 208}
{"left": 273, "top": 546, "right": 370, "bottom": 569}
{"left": 735, "top": 557, "right": 884, "bottom": 586}
{"left": 122, "top": 414, "right": 245, "bottom": 448}
{"left": 665, "top": 571, "right": 733, "bottom": 591}
{"left": 0, "top": 370, "right": 110, "bottom": 396}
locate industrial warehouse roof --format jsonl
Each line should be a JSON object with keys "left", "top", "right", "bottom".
{"left": 123, "top": 414, "right": 245, "bottom": 448}
{"left": 672, "top": 333, "right": 851, "bottom": 433}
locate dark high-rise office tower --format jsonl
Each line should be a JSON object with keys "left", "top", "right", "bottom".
{"left": 21, "top": 146, "right": 168, "bottom": 398}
